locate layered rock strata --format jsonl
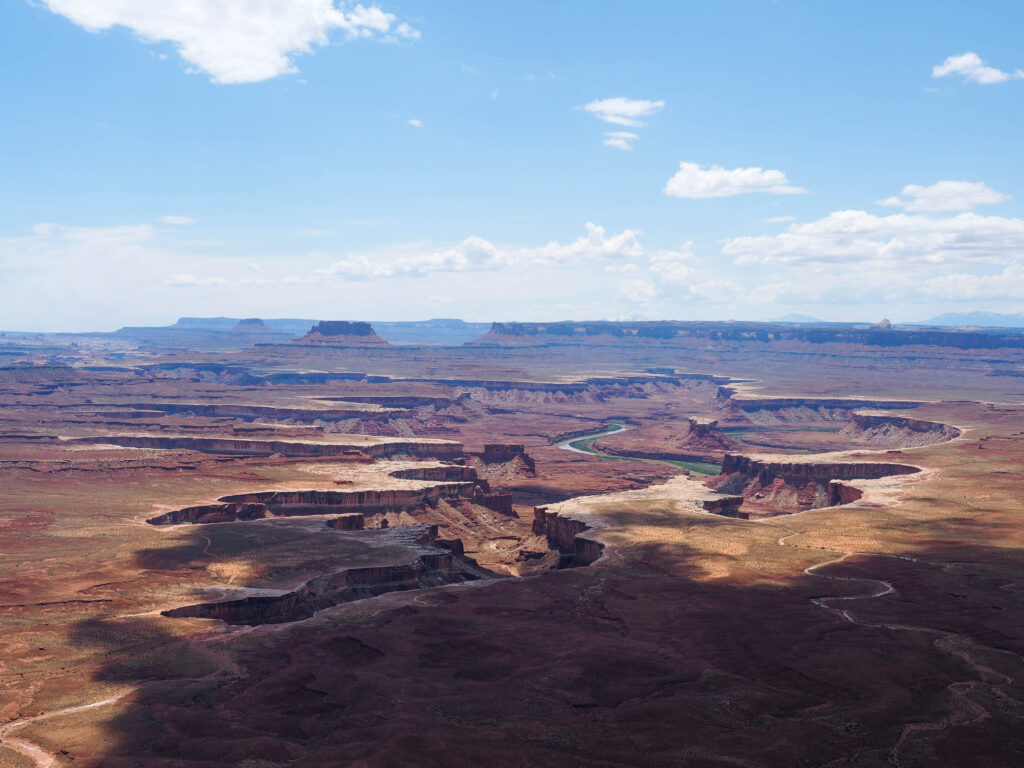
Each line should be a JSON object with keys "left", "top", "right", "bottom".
{"left": 71, "top": 435, "right": 462, "bottom": 461}
{"left": 163, "top": 525, "right": 480, "bottom": 625}
{"left": 709, "top": 453, "right": 919, "bottom": 513}
{"left": 148, "top": 483, "right": 479, "bottom": 525}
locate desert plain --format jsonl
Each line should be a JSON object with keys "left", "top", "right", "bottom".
{"left": 1, "top": 318, "right": 1023, "bottom": 767}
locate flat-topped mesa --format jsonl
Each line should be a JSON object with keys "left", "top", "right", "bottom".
{"left": 112, "top": 401, "right": 395, "bottom": 424}
{"left": 469, "top": 443, "right": 537, "bottom": 482}
{"left": 531, "top": 506, "right": 606, "bottom": 566}
{"left": 162, "top": 524, "right": 482, "bottom": 625}
{"left": 148, "top": 483, "right": 480, "bottom": 525}
{"left": 296, "top": 320, "right": 391, "bottom": 346}
{"left": 725, "top": 396, "right": 926, "bottom": 413}
{"left": 708, "top": 453, "right": 919, "bottom": 515}
{"left": 481, "top": 443, "right": 531, "bottom": 465}
{"left": 231, "top": 318, "right": 267, "bottom": 332}
{"left": 468, "top": 320, "right": 1024, "bottom": 350}
{"left": 71, "top": 435, "right": 463, "bottom": 461}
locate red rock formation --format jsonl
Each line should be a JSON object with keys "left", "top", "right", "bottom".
{"left": 162, "top": 525, "right": 482, "bottom": 624}
{"left": 72, "top": 435, "right": 462, "bottom": 461}
{"left": 827, "top": 480, "right": 864, "bottom": 506}
{"left": 294, "top": 321, "right": 391, "bottom": 347}
{"left": 326, "top": 513, "right": 365, "bottom": 530}
{"left": 473, "top": 491, "right": 515, "bottom": 516}
{"left": 531, "top": 506, "right": 605, "bottom": 566}
{"left": 709, "top": 453, "right": 918, "bottom": 513}
{"left": 149, "top": 483, "right": 480, "bottom": 525}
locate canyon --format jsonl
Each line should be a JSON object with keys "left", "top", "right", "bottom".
{"left": 1, "top": 319, "right": 1023, "bottom": 767}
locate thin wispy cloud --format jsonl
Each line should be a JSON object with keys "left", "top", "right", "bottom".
{"left": 603, "top": 131, "right": 639, "bottom": 151}
{"left": 664, "top": 163, "right": 807, "bottom": 199}
{"left": 408, "top": 119, "right": 423, "bottom": 127}
{"left": 879, "top": 181, "right": 1009, "bottom": 212}
{"left": 158, "top": 215, "right": 196, "bottom": 225}
{"left": 41, "top": 0, "right": 420, "bottom": 84}
{"left": 582, "top": 97, "right": 664, "bottom": 127}
{"left": 932, "top": 52, "right": 1023, "bottom": 85}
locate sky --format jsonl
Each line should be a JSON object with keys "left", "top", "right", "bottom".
{"left": 1, "top": 0, "right": 1023, "bottom": 331}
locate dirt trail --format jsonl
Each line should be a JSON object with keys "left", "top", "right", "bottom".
{"left": 764, "top": 522, "right": 1023, "bottom": 766}
{"left": 0, "top": 688, "right": 136, "bottom": 768}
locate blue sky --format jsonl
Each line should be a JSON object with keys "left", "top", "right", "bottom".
{"left": 2, "top": 1, "right": 1023, "bottom": 331}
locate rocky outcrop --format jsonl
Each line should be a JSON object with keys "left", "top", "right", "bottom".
{"left": 152, "top": 502, "right": 270, "bottom": 525}
{"left": 699, "top": 495, "right": 746, "bottom": 518}
{"left": 726, "top": 396, "right": 925, "bottom": 413}
{"left": 326, "top": 513, "right": 365, "bottom": 530}
{"left": 473, "top": 492, "right": 515, "bottom": 516}
{"left": 531, "top": 506, "right": 606, "bottom": 566}
{"left": 109, "top": 402, "right": 394, "bottom": 424}
{"left": 294, "top": 321, "right": 391, "bottom": 347}
{"left": 709, "top": 453, "right": 919, "bottom": 513}
{"left": 72, "top": 435, "right": 463, "bottom": 461}
{"left": 148, "top": 483, "right": 479, "bottom": 525}
{"left": 388, "top": 465, "right": 481, "bottom": 483}
{"left": 476, "top": 444, "right": 534, "bottom": 471}
{"left": 163, "top": 525, "right": 480, "bottom": 625}
{"left": 840, "top": 413, "right": 961, "bottom": 447}
{"left": 827, "top": 481, "right": 863, "bottom": 507}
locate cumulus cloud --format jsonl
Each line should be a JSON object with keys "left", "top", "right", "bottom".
{"left": 878, "top": 180, "right": 1009, "bottom": 212}
{"left": 923, "top": 264, "right": 1024, "bottom": 300}
{"left": 158, "top": 215, "right": 196, "bottom": 225}
{"left": 315, "top": 222, "right": 644, "bottom": 280}
{"left": 648, "top": 243, "right": 697, "bottom": 286}
{"left": 582, "top": 97, "right": 664, "bottom": 127}
{"left": 932, "top": 52, "right": 1023, "bottom": 85}
{"left": 664, "top": 162, "right": 808, "bottom": 199}
{"left": 603, "top": 131, "right": 639, "bottom": 150}
{"left": 41, "top": 0, "right": 419, "bottom": 84}
{"left": 723, "top": 210, "right": 1024, "bottom": 266}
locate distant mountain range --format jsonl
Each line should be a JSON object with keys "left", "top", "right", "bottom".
{"left": 924, "top": 311, "right": 1024, "bottom": 328}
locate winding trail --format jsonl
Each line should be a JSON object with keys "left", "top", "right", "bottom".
{"left": 762, "top": 521, "right": 1023, "bottom": 766}
{"left": 0, "top": 688, "right": 137, "bottom": 768}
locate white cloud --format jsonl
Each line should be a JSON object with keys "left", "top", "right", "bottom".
{"left": 764, "top": 215, "right": 795, "bottom": 223}
{"left": 315, "top": 222, "right": 644, "bottom": 281}
{"left": 723, "top": 210, "right": 1024, "bottom": 266}
{"left": 407, "top": 118, "right": 422, "bottom": 127}
{"left": 932, "top": 52, "right": 1023, "bottom": 85}
{"left": 664, "top": 162, "right": 808, "bottom": 199}
{"left": 923, "top": 264, "right": 1024, "bottom": 300}
{"left": 31, "top": 222, "right": 155, "bottom": 246}
{"left": 165, "top": 272, "right": 227, "bottom": 287}
{"left": 158, "top": 215, "right": 196, "bottom": 225}
{"left": 648, "top": 243, "right": 697, "bottom": 286}
{"left": 619, "top": 279, "right": 656, "bottom": 303}
{"left": 878, "top": 180, "right": 1009, "bottom": 212}
{"left": 603, "top": 131, "right": 639, "bottom": 150}
{"left": 582, "top": 97, "right": 664, "bottom": 127}
{"left": 42, "top": 0, "right": 419, "bottom": 84}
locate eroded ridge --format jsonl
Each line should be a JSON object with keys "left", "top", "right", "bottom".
{"left": 707, "top": 453, "right": 920, "bottom": 516}
{"left": 162, "top": 524, "right": 485, "bottom": 625}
